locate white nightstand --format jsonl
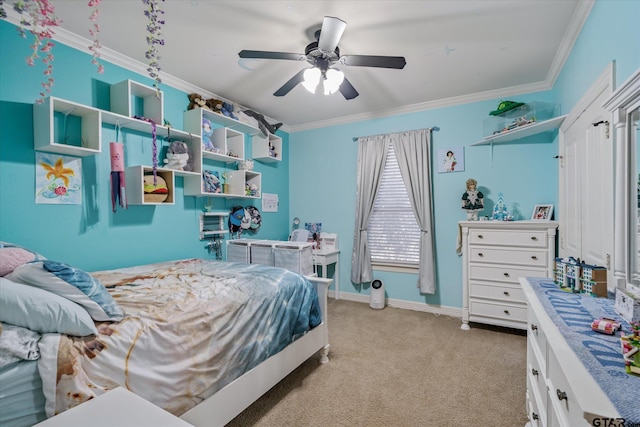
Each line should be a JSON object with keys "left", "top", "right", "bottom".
{"left": 313, "top": 249, "right": 340, "bottom": 299}
{"left": 33, "top": 387, "right": 194, "bottom": 427}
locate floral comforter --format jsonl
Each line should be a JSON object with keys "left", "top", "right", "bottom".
{"left": 36, "top": 259, "right": 321, "bottom": 417}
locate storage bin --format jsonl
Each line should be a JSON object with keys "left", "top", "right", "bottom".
{"left": 250, "top": 240, "right": 277, "bottom": 266}
{"left": 274, "top": 242, "right": 314, "bottom": 276}
{"left": 226, "top": 239, "right": 260, "bottom": 263}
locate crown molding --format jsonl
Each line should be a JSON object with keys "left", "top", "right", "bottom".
{"left": 544, "top": 0, "right": 595, "bottom": 87}
{"left": 288, "top": 80, "right": 551, "bottom": 133}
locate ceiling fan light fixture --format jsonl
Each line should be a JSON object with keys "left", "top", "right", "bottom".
{"left": 302, "top": 68, "right": 321, "bottom": 93}
{"left": 323, "top": 69, "right": 344, "bottom": 95}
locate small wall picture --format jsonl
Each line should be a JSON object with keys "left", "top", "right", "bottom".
{"left": 35, "top": 153, "right": 82, "bottom": 204}
{"left": 438, "top": 146, "right": 465, "bottom": 173}
{"left": 532, "top": 204, "right": 553, "bottom": 220}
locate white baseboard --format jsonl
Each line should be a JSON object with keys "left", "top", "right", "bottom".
{"left": 328, "top": 290, "right": 463, "bottom": 319}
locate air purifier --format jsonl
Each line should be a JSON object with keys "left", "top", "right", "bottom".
{"left": 370, "top": 279, "right": 385, "bottom": 309}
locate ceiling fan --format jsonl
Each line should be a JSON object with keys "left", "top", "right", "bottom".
{"left": 238, "top": 16, "right": 406, "bottom": 100}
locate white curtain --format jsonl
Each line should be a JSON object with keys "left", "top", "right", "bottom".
{"left": 350, "top": 136, "right": 389, "bottom": 284}
{"left": 393, "top": 130, "right": 436, "bottom": 294}
{"left": 350, "top": 130, "right": 436, "bottom": 294}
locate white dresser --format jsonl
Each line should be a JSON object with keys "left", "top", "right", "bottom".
{"left": 460, "top": 220, "right": 558, "bottom": 330}
{"left": 520, "top": 277, "right": 622, "bottom": 427}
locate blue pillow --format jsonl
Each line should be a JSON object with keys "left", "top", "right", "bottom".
{"left": 6, "top": 261, "right": 124, "bottom": 322}
{"left": 0, "top": 277, "right": 97, "bottom": 336}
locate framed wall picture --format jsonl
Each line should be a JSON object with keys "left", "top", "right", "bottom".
{"left": 532, "top": 204, "right": 553, "bottom": 220}
{"left": 438, "top": 146, "right": 465, "bottom": 173}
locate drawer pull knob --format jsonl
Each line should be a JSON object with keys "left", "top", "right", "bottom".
{"left": 531, "top": 236, "right": 538, "bottom": 241}
{"left": 531, "top": 255, "right": 538, "bottom": 260}
{"left": 503, "top": 291, "right": 510, "bottom": 296}
{"left": 477, "top": 235, "right": 484, "bottom": 239}
{"left": 532, "top": 412, "right": 539, "bottom": 421}
{"left": 530, "top": 324, "right": 538, "bottom": 332}
{"left": 556, "top": 389, "right": 568, "bottom": 401}
{"left": 503, "top": 272, "right": 510, "bottom": 277}
{"left": 504, "top": 310, "right": 510, "bottom": 315}
{"left": 531, "top": 368, "right": 539, "bottom": 376}
{"left": 478, "top": 252, "right": 484, "bottom": 257}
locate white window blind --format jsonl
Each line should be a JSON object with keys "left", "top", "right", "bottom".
{"left": 368, "top": 143, "right": 421, "bottom": 266}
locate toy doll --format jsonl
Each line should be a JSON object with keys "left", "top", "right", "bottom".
{"left": 461, "top": 178, "right": 484, "bottom": 220}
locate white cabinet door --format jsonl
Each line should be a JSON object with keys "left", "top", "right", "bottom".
{"left": 559, "top": 65, "right": 614, "bottom": 288}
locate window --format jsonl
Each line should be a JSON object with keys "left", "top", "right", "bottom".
{"left": 368, "top": 143, "right": 421, "bottom": 267}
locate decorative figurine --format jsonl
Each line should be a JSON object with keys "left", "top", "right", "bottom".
{"left": 492, "top": 192, "right": 511, "bottom": 221}
{"left": 461, "top": 178, "right": 484, "bottom": 220}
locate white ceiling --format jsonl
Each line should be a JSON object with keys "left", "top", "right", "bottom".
{"left": 19, "top": 1, "right": 590, "bottom": 131}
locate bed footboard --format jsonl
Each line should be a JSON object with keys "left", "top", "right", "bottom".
{"left": 180, "top": 276, "right": 332, "bottom": 427}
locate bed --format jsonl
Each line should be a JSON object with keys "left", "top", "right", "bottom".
{"left": 0, "top": 243, "right": 330, "bottom": 427}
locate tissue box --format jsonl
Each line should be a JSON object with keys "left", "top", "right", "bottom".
{"left": 615, "top": 288, "right": 640, "bottom": 324}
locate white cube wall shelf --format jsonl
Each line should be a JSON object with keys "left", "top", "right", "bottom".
{"left": 33, "top": 97, "right": 102, "bottom": 156}
{"left": 110, "top": 80, "right": 163, "bottom": 124}
{"left": 125, "top": 165, "right": 175, "bottom": 205}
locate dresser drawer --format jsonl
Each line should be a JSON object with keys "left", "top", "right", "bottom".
{"left": 469, "top": 247, "right": 547, "bottom": 267}
{"left": 469, "top": 229, "right": 548, "bottom": 248}
{"left": 526, "top": 377, "right": 546, "bottom": 427}
{"left": 527, "top": 343, "right": 547, "bottom": 412}
{"left": 527, "top": 306, "right": 547, "bottom": 374}
{"left": 470, "top": 264, "right": 546, "bottom": 284}
{"left": 469, "top": 282, "right": 525, "bottom": 303}
{"left": 547, "top": 346, "right": 587, "bottom": 427}
{"left": 469, "top": 299, "right": 527, "bottom": 323}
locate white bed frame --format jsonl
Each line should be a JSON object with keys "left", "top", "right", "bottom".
{"left": 179, "top": 277, "right": 331, "bottom": 427}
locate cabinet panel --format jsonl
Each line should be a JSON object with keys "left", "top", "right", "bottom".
{"left": 469, "top": 247, "right": 547, "bottom": 267}
{"left": 469, "top": 265, "right": 546, "bottom": 284}
{"left": 468, "top": 299, "right": 527, "bottom": 323}
{"left": 470, "top": 229, "right": 549, "bottom": 247}
{"left": 469, "top": 282, "right": 525, "bottom": 302}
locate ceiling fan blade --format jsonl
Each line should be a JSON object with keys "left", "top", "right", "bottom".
{"left": 341, "top": 55, "right": 407, "bottom": 69}
{"left": 318, "top": 16, "right": 347, "bottom": 52}
{"left": 239, "top": 50, "right": 305, "bottom": 61}
{"left": 274, "top": 69, "right": 307, "bottom": 97}
{"left": 339, "top": 76, "right": 359, "bottom": 100}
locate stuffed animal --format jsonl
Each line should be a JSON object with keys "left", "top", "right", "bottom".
{"left": 221, "top": 102, "right": 238, "bottom": 120}
{"left": 202, "top": 118, "right": 216, "bottom": 152}
{"left": 202, "top": 170, "right": 221, "bottom": 194}
{"left": 163, "top": 141, "right": 190, "bottom": 171}
{"left": 242, "top": 109, "right": 282, "bottom": 138}
{"left": 187, "top": 93, "right": 207, "bottom": 110}
{"left": 206, "top": 98, "right": 224, "bottom": 114}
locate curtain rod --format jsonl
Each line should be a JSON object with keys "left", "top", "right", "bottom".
{"left": 352, "top": 126, "right": 440, "bottom": 142}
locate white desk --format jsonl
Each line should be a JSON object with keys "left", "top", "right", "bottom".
{"left": 313, "top": 249, "right": 340, "bottom": 299}
{"left": 34, "top": 387, "right": 194, "bottom": 427}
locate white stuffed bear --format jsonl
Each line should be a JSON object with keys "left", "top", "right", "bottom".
{"left": 163, "top": 141, "right": 190, "bottom": 171}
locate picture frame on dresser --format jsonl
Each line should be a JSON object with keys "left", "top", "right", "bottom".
{"left": 531, "top": 204, "right": 553, "bottom": 220}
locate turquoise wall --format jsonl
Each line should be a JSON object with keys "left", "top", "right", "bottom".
{"left": 0, "top": 19, "right": 291, "bottom": 271}
{"left": 1, "top": 0, "right": 638, "bottom": 309}
{"left": 288, "top": 0, "right": 640, "bottom": 309}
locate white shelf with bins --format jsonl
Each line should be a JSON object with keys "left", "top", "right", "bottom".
{"left": 125, "top": 165, "right": 175, "bottom": 205}
{"left": 252, "top": 133, "right": 282, "bottom": 162}
{"left": 199, "top": 211, "right": 229, "bottom": 239}
{"left": 33, "top": 96, "right": 102, "bottom": 156}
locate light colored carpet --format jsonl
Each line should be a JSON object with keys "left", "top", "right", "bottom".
{"left": 227, "top": 299, "right": 529, "bottom": 426}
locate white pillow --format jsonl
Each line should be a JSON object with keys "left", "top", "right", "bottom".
{"left": 6, "top": 261, "right": 124, "bottom": 322}
{"left": 0, "top": 277, "right": 97, "bottom": 336}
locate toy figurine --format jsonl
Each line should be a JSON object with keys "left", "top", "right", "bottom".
{"left": 461, "top": 178, "right": 484, "bottom": 220}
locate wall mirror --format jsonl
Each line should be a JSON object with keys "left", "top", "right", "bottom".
{"left": 604, "top": 68, "right": 640, "bottom": 293}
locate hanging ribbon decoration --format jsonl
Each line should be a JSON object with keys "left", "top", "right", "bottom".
{"left": 135, "top": 115, "right": 158, "bottom": 185}
{"left": 109, "top": 123, "right": 127, "bottom": 212}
